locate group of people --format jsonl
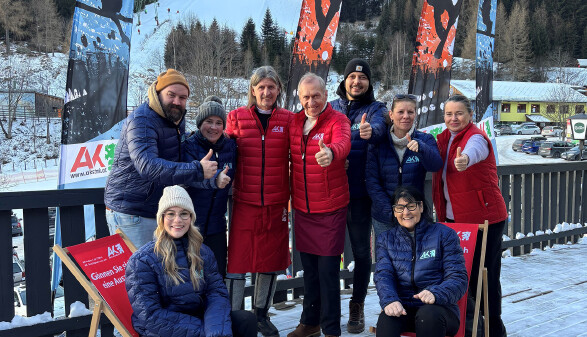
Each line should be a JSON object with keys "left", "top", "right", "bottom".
{"left": 103, "top": 59, "right": 508, "bottom": 337}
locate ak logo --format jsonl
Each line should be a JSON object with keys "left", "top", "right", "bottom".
{"left": 107, "top": 243, "right": 124, "bottom": 258}
{"left": 272, "top": 126, "right": 284, "bottom": 133}
{"left": 351, "top": 123, "right": 361, "bottom": 130}
{"left": 419, "top": 249, "right": 436, "bottom": 260}
{"left": 71, "top": 145, "right": 106, "bottom": 172}
{"left": 405, "top": 156, "right": 420, "bottom": 164}
{"left": 312, "top": 133, "right": 324, "bottom": 140}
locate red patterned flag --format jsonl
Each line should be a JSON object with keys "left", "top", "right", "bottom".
{"left": 285, "top": 0, "right": 343, "bottom": 112}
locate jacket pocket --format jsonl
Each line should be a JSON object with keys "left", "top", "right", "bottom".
{"left": 476, "top": 190, "right": 488, "bottom": 209}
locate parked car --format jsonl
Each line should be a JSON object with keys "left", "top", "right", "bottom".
{"left": 522, "top": 140, "right": 543, "bottom": 154}
{"left": 541, "top": 126, "right": 564, "bottom": 137}
{"left": 512, "top": 138, "right": 528, "bottom": 152}
{"left": 538, "top": 141, "right": 574, "bottom": 158}
{"left": 13, "top": 257, "right": 25, "bottom": 283}
{"left": 561, "top": 146, "right": 587, "bottom": 161}
{"left": 496, "top": 125, "right": 513, "bottom": 135}
{"left": 517, "top": 125, "right": 541, "bottom": 135}
{"left": 511, "top": 122, "right": 537, "bottom": 133}
{"left": 14, "top": 284, "right": 65, "bottom": 317}
{"left": 11, "top": 214, "right": 22, "bottom": 236}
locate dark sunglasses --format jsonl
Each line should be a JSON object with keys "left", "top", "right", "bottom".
{"left": 394, "top": 94, "right": 417, "bottom": 101}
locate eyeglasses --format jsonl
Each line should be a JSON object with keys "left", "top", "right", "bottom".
{"left": 163, "top": 211, "right": 191, "bottom": 220}
{"left": 394, "top": 94, "right": 417, "bottom": 101}
{"left": 392, "top": 202, "right": 421, "bottom": 213}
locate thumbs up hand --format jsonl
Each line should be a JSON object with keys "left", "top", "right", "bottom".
{"left": 359, "top": 113, "right": 372, "bottom": 140}
{"left": 315, "top": 139, "right": 333, "bottom": 167}
{"left": 200, "top": 149, "right": 218, "bottom": 179}
{"left": 454, "top": 147, "right": 469, "bottom": 172}
{"left": 216, "top": 165, "right": 231, "bottom": 189}
{"left": 406, "top": 133, "right": 419, "bottom": 152}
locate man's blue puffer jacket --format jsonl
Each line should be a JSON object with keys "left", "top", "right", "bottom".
{"left": 330, "top": 83, "right": 387, "bottom": 199}
{"left": 184, "top": 131, "right": 237, "bottom": 237}
{"left": 366, "top": 128, "right": 442, "bottom": 224}
{"left": 104, "top": 102, "right": 204, "bottom": 218}
{"left": 125, "top": 237, "right": 232, "bottom": 337}
{"left": 374, "top": 218, "right": 468, "bottom": 321}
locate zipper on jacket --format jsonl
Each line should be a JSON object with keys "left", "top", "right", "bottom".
{"left": 176, "top": 127, "right": 182, "bottom": 161}
{"left": 252, "top": 108, "right": 274, "bottom": 207}
{"left": 410, "top": 231, "right": 417, "bottom": 291}
{"left": 398, "top": 166, "right": 403, "bottom": 185}
{"left": 202, "top": 151, "right": 219, "bottom": 237}
{"left": 261, "top": 134, "right": 265, "bottom": 205}
{"left": 301, "top": 121, "right": 311, "bottom": 213}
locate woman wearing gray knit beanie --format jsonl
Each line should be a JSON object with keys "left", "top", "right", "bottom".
{"left": 184, "top": 97, "right": 236, "bottom": 280}
{"left": 125, "top": 185, "right": 256, "bottom": 337}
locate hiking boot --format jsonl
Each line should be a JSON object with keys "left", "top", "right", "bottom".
{"left": 257, "top": 316, "right": 279, "bottom": 337}
{"left": 347, "top": 301, "right": 365, "bottom": 333}
{"left": 287, "top": 323, "right": 321, "bottom": 337}
{"left": 255, "top": 307, "right": 279, "bottom": 337}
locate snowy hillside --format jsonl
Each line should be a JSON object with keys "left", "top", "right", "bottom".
{"left": 127, "top": 0, "right": 303, "bottom": 106}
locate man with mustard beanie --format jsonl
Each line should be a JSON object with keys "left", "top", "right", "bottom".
{"left": 105, "top": 69, "right": 219, "bottom": 249}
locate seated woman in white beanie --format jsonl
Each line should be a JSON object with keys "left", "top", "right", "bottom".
{"left": 125, "top": 185, "right": 256, "bottom": 337}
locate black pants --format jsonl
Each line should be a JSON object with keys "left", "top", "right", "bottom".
{"left": 231, "top": 310, "right": 257, "bottom": 337}
{"left": 299, "top": 252, "right": 341, "bottom": 336}
{"left": 467, "top": 220, "right": 507, "bottom": 337}
{"left": 204, "top": 231, "right": 227, "bottom": 279}
{"left": 376, "top": 304, "right": 459, "bottom": 337}
{"left": 346, "top": 197, "right": 373, "bottom": 303}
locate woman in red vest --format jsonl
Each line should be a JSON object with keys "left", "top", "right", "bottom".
{"left": 225, "top": 66, "right": 293, "bottom": 337}
{"left": 432, "top": 95, "right": 508, "bottom": 337}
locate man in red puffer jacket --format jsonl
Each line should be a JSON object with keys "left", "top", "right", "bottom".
{"left": 225, "top": 66, "right": 293, "bottom": 337}
{"left": 288, "top": 73, "right": 351, "bottom": 337}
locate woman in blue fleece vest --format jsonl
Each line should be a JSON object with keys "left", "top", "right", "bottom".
{"left": 125, "top": 185, "right": 255, "bottom": 337}
{"left": 374, "top": 186, "right": 468, "bottom": 337}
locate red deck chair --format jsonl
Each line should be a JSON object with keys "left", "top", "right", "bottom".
{"left": 370, "top": 221, "right": 489, "bottom": 337}
{"left": 53, "top": 229, "right": 139, "bottom": 337}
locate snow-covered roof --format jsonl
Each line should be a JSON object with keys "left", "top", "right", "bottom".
{"left": 526, "top": 115, "right": 551, "bottom": 122}
{"left": 450, "top": 80, "right": 587, "bottom": 103}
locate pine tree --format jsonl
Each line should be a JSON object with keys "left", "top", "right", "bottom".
{"left": 261, "top": 9, "right": 279, "bottom": 65}
{"left": 529, "top": 3, "right": 550, "bottom": 59}
{"left": 0, "top": 0, "right": 29, "bottom": 54}
{"left": 240, "top": 18, "right": 261, "bottom": 71}
{"left": 503, "top": 0, "right": 533, "bottom": 81}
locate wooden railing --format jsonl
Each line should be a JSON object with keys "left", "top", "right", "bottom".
{"left": 1, "top": 161, "right": 586, "bottom": 336}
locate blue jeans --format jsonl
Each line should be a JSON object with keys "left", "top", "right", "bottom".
{"left": 106, "top": 209, "right": 157, "bottom": 249}
{"left": 372, "top": 217, "right": 392, "bottom": 241}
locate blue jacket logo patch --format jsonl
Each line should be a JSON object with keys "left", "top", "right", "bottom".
{"left": 419, "top": 249, "right": 436, "bottom": 259}
{"left": 405, "top": 156, "right": 420, "bottom": 164}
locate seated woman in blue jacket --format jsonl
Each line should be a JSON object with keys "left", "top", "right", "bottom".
{"left": 374, "top": 186, "right": 468, "bottom": 337}
{"left": 184, "top": 96, "right": 237, "bottom": 278}
{"left": 125, "top": 185, "right": 255, "bottom": 337}
{"left": 366, "top": 94, "right": 442, "bottom": 239}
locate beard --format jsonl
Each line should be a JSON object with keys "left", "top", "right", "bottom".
{"left": 162, "top": 102, "right": 186, "bottom": 124}
{"left": 347, "top": 86, "right": 367, "bottom": 100}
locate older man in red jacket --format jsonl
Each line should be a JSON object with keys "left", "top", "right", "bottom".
{"left": 288, "top": 73, "right": 351, "bottom": 337}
